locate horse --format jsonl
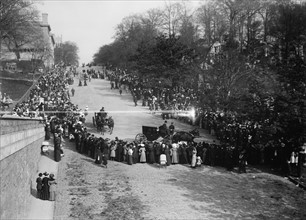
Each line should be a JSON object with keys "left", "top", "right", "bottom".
{"left": 108, "top": 117, "right": 114, "bottom": 135}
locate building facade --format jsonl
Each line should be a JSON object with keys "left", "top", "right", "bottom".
{"left": 0, "top": 13, "right": 55, "bottom": 71}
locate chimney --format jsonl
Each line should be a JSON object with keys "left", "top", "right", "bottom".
{"left": 42, "top": 13, "right": 48, "bottom": 25}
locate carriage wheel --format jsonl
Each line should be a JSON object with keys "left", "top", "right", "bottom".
{"left": 135, "top": 133, "right": 147, "bottom": 144}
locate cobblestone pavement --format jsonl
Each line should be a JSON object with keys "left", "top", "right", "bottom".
{"left": 54, "top": 71, "right": 306, "bottom": 220}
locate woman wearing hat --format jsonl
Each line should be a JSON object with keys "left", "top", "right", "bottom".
{"left": 41, "top": 172, "right": 50, "bottom": 200}
{"left": 48, "top": 174, "right": 57, "bottom": 201}
{"left": 127, "top": 144, "right": 133, "bottom": 165}
{"left": 191, "top": 146, "right": 197, "bottom": 168}
{"left": 36, "top": 173, "right": 43, "bottom": 199}
{"left": 139, "top": 144, "right": 146, "bottom": 163}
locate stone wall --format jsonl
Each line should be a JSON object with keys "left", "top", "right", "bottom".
{"left": 0, "top": 117, "right": 45, "bottom": 219}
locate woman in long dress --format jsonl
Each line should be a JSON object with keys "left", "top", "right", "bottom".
{"left": 148, "top": 142, "right": 155, "bottom": 164}
{"left": 132, "top": 144, "right": 139, "bottom": 164}
{"left": 36, "top": 173, "right": 43, "bottom": 199}
{"left": 128, "top": 145, "right": 133, "bottom": 165}
{"left": 95, "top": 144, "right": 102, "bottom": 164}
{"left": 110, "top": 142, "right": 116, "bottom": 161}
{"left": 171, "top": 143, "right": 179, "bottom": 164}
{"left": 48, "top": 174, "right": 57, "bottom": 201}
{"left": 41, "top": 172, "right": 50, "bottom": 200}
{"left": 191, "top": 147, "right": 197, "bottom": 168}
{"left": 139, "top": 144, "right": 146, "bottom": 163}
{"left": 164, "top": 144, "right": 171, "bottom": 166}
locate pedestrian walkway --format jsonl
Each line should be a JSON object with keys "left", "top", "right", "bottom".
{"left": 25, "top": 144, "right": 59, "bottom": 219}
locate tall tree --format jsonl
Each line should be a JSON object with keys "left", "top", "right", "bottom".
{"left": 0, "top": 0, "right": 40, "bottom": 59}
{"left": 54, "top": 41, "right": 79, "bottom": 66}
{"left": 134, "top": 34, "right": 196, "bottom": 87}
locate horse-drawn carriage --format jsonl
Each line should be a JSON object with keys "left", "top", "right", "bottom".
{"left": 93, "top": 111, "right": 114, "bottom": 134}
{"left": 135, "top": 125, "right": 195, "bottom": 144}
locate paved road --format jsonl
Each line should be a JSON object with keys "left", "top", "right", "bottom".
{"left": 70, "top": 67, "right": 214, "bottom": 142}
{"left": 53, "top": 68, "right": 306, "bottom": 220}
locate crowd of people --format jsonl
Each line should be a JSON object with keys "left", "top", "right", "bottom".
{"left": 68, "top": 116, "right": 222, "bottom": 169}
{"left": 4, "top": 63, "right": 304, "bottom": 203}
{"left": 0, "top": 92, "right": 13, "bottom": 109}
{"left": 103, "top": 68, "right": 200, "bottom": 123}
{"left": 98, "top": 66, "right": 305, "bottom": 176}
{"left": 36, "top": 172, "right": 57, "bottom": 201}
{"left": 11, "top": 66, "right": 74, "bottom": 118}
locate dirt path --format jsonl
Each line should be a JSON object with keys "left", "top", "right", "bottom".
{"left": 54, "top": 71, "right": 306, "bottom": 220}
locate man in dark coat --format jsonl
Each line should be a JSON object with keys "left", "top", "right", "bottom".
{"left": 116, "top": 141, "right": 124, "bottom": 162}
{"left": 45, "top": 123, "right": 51, "bottom": 140}
{"left": 54, "top": 133, "right": 61, "bottom": 162}
{"left": 154, "top": 142, "right": 161, "bottom": 164}
{"left": 71, "top": 88, "right": 75, "bottom": 96}
{"left": 132, "top": 143, "right": 139, "bottom": 164}
{"left": 101, "top": 140, "right": 109, "bottom": 168}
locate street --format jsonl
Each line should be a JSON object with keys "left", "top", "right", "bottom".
{"left": 53, "top": 71, "right": 306, "bottom": 220}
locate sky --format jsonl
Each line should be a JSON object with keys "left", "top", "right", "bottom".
{"left": 36, "top": 0, "right": 202, "bottom": 65}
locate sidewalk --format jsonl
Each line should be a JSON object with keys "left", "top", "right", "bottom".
{"left": 25, "top": 143, "right": 59, "bottom": 220}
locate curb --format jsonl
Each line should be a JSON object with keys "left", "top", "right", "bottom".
{"left": 288, "top": 176, "right": 306, "bottom": 190}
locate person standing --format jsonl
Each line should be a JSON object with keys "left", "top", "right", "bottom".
{"left": 36, "top": 173, "right": 43, "bottom": 199}
{"left": 171, "top": 143, "right": 179, "bottom": 164}
{"left": 116, "top": 141, "right": 124, "bottom": 162}
{"left": 180, "top": 143, "right": 188, "bottom": 164}
{"left": 154, "top": 142, "right": 161, "bottom": 164}
{"left": 238, "top": 148, "right": 247, "bottom": 173}
{"left": 169, "top": 122, "right": 175, "bottom": 135}
{"left": 41, "top": 172, "right": 50, "bottom": 200}
{"left": 48, "top": 174, "right": 57, "bottom": 201}
{"left": 133, "top": 95, "right": 137, "bottom": 106}
{"left": 132, "top": 143, "right": 139, "bottom": 164}
{"left": 95, "top": 140, "right": 103, "bottom": 164}
{"left": 139, "top": 144, "right": 146, "bottom": 163}
{"left": 102, "top": 140, "right": 109, "bottom": 168}
{"left": 128, "top": 145, "right": 133, "bottom": 165}
{"left": 164, "top": 144, "right": 171, "bottom": 166}
{"left": 45, "top": 123, "right": 51, "bottom": 140}
{"left": 191, "top": 147, "right": 197, "bottom": 168}
{"left": 148, "top": 142, "right": 155, "bottom": 164}
{"left": 71, "top": 88, "right": 75, "bottom": 97}
{"left": 110, "top": 141, "right": 116, "bottom": 161}
{"left": 54, "top": 133, "right": 61, "bottom": 162}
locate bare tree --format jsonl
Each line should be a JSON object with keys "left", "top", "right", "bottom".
{"left": 161, "top": 1, "right": 184, "bottom": 36}
{"left": 30, "top": 37, "right": 53, "bottom": 72}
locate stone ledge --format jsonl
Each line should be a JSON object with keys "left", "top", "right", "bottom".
{"left": 0, "top": 128, "right": 44, "bottom": 161}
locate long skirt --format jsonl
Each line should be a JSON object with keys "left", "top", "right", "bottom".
{"left": 149, "top": 152, "right": 155, "bottom": 164}
{"left": 54, "top": 148, "right": 61, "bottom": 162}
{"left": 110, "top": 150, "right": 116, "bottom": 158}
{"left": 49, "top": 191, "right": 55, "bottom": 201}
{"left": 45, "top": 131, "right": 50, "bottom": 140}
{"left": 191, "top": 154, "right": 197, "bottom": 168}
{"left": 140, "top": 152, "right": 146, "bottom": 163}
{"left": 102, "top": 155, "right": 108, "bottom": 166}
{"left": 128, "top": 155, "right": 133, "bottom": 165}
{"left": 41, "top": 186, "right": 49, "bottom": 200}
